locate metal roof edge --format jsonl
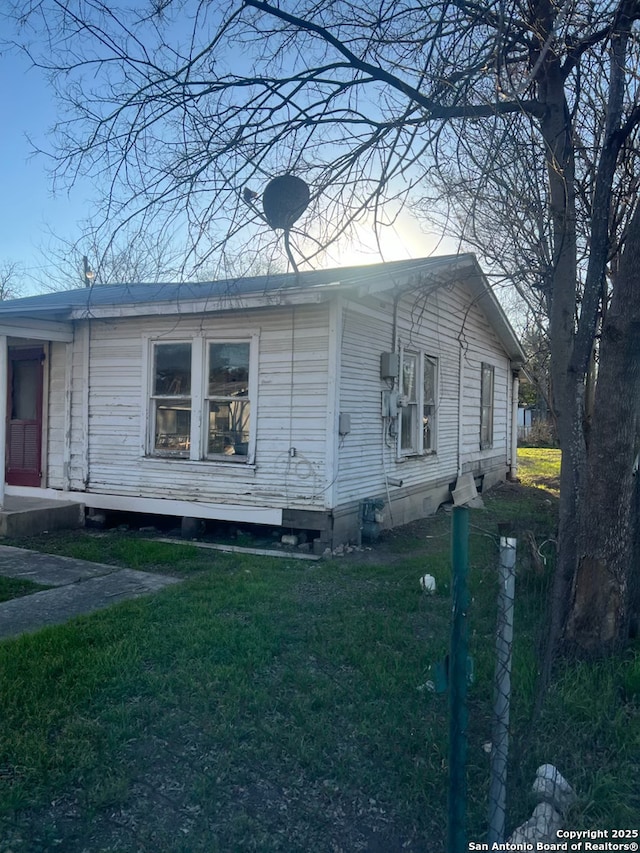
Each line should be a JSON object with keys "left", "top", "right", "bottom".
{"left": 0, "top": 255, "right": 524, "bottom": 364}
{"left": 458, "top": 257, "right": 526, "bottom": 365}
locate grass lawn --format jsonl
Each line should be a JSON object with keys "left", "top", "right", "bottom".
{"left": 0, "top": 448, "right": 637, "bottom": 852}
{"left": 0, "top": 576, "right": 47, "bottom": 603}
{"left": 517, "top": 447, "right": 561, "bottom": 493}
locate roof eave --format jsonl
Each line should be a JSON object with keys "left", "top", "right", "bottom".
{"left": 68, "top": 284, "right": 338, "bottom": 320}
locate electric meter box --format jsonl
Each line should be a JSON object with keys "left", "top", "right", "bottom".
{"left": 338, "top": 412, "right": 352, "bottom": 435}
{"left": 380, "top": 352, "right": 399, "bottom": 380}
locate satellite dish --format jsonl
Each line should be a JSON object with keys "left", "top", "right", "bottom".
{"left": 262, "top": 174, "right": 310, "bottom": 230}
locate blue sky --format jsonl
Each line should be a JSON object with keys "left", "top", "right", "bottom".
{"left": 1, "top": 44, "right": 99, "bottom": 291}
{"left": 1, "top": 19, "right": 454, "bottom": 295}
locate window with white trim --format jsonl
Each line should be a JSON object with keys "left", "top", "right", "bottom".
{"left": 399, "top": 349, "right": 438, "bottom": 456}
{"left": 151, "top": 342, "right": 192, "bottom": 457}
{"left": 206, "top": 342, "right": 251, "bottom": 458}
{"left": 480, "top": 362, "right": 495, "bottom": 450}
{"left": 148, "top": 337, "right": 256, "bottom": 462}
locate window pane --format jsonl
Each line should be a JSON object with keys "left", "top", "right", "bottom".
{"left": 402, "top": 353, "right": 417, "bottom": 402}
{"left": 423, "top": 356, "right": 437, "bottom": 452}
{"left": 154, "top": 401, "right": 191, "bottom": 454}
{"left": 481, "top": 410, "right": 492, "bottom": 447}
{"left": 424, "top": 356, "right": 436, "bottom": 405}
{"left": 208, "top": 400, "right": 250, "bottom": 457}
{"left": 401, "top": 404, "right": 417, "bottom": 452}
{"left": 154, "top": 343, "right": 191, "bottom": 396}
{"left": 209, "top": 343, "right": 250, "bottom": 397}
{"left": 12, "top": 360, "right": 39, "bottom": 420}
{"left": 480, "top": 364, "right": 494, "bottom": 448}
{"left": 481, "top": 364, "right": 494, "bottom": 407}
{"left": 423, "top": 405, "right": 434, "bottom": 450}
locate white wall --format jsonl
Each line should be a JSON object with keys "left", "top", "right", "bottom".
{"left": 458, "top": 295, "right": 512, "bottom": 477}
{"left": 47, "top": 281, "right": 513, "bottom": 525}
{"left": 64, "top": 304, "right": 331, "bottom": 511}
{"left": 335, "top": 280, "right": 513, "bottom": 511}
{"left": 46, "top": 341, "right": 67, "bottom": 489}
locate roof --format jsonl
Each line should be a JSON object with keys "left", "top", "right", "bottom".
{"left": 0, "top": 254, "right": 525, "bottom": 364}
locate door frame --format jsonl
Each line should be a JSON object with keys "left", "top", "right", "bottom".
{"left": 6, "top": 345, "right": 45, "bottom": 487}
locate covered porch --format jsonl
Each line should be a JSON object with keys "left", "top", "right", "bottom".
{"left": 0, "top": 317, "right": 76, "bottom": 520}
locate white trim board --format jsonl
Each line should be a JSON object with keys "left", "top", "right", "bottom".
{"left": 4, "top": 486, "right": 283, "bottom": 525}
{"left": 156, "top": 537, "right": 320, "bottom": 561}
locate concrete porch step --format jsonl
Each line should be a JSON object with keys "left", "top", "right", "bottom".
{"left": 0, "top": 496, "right": 84, "bottom": 538}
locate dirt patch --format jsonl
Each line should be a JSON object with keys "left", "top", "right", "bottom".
{"left": 3, "top": 729, "right": 432, "bottom": 853}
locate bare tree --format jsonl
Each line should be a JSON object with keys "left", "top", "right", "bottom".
{"left": 0, "top": 261, "right": 24, "bottom": 300}
{"left": 9, "top": 0, "right": 640, "bottom": 656}
{"left": 30, "top": 223, "right": 189, "bottom": 292}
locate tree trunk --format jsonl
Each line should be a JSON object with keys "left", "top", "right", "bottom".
{"left": 535, "top": 57, "right": 586, "bottom": 677}
{"left": 565, "top": 203, "right": 640, "bottom": 653}
{"left": 630, "top": 467, "right": 640, "bottom": 639}
{"left": 537, "top": 1, "right": 639, "bottom": 663}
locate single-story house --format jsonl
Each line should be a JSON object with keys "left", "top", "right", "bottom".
{"left": 0, "top": 255, "right": 524, "bottom": 546}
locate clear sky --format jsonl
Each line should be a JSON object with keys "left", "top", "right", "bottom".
{"left": 1, "top": 42, "right": 100, "bottom": 292}
{"left": 0, "top": 23, "right": 456, "bottom": 296}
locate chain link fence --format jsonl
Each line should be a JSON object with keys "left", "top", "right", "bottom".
{"left": 485, "top": 523, "right": 558, "bottom": 845}
{"left": 487, "top": 536, "right": 517, "bottom": 844}
{"left": 445, "top": 508, "right": 557, "bottom": 850}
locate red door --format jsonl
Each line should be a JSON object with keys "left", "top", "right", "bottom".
{"left": 6, "top": 347, "right": 44, "bottom": 487}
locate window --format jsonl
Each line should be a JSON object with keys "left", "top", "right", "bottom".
{"left": 206, "top": 342, "right": 250, "bottom": 459}
{"left": 399, "top": 349, "right": 438, "bottom": 456}
{"left": 480, "top": 363, "right": 495, "bottom": 450}
{"left": 400, "top": 352, "right": 418, "bottom": 453}
{"left": 148, "top": 337, "right": 255, "bottom": 462}
{"left": 151, "top": 342, "right": 192, "bottom": 457}
{"left": 423, "top": 355, "right": 437, "bottom": 451}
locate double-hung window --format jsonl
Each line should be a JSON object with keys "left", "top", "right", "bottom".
{"left": 399, "top": 349, "right": 438, "bottom": 457}
{"left": 480, "top": 362, "right": 495, "bottom": 450}
{"left": 148, "top": 337, "right": 255, "bottom": 462}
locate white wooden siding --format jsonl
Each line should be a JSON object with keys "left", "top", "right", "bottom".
{"left": 46, "top": 279, "right": 513, "bottom": 518}
{"left": 458, "top": 292, "right": 511, "bottom": 474}
{"left": 67, "top": 304, "right": 330, "bottom": 510}
{"left": 336, "top": 302, "right": 394, "bottom": 504}
{"left": 336, "top": 281, "right": 512, "bottom": 506}
{"left": 46, "top": 342, "right": 66, "bottom": 489}
{"left": 68, "top": 325, "right": 89, "bottom": 491}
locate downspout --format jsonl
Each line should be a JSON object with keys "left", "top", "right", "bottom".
{"left": 457, "top": 344, "right": 465, "bottom": 477}
{"left": 382, "top": 291, "right": 402, "bottom": 520}
{"left": 509, "top": 371, "right": 520, "bottom": 481}
{"left": 325, "top": 295, "right": 343, "bottom": 513}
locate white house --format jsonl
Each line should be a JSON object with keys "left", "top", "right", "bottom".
{"left": 0, "top": 255, "right": 524, "bottom": 546}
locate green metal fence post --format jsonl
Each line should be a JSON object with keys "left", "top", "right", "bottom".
{"left": 448, "top": 504, "right": 470, "bottom": 853}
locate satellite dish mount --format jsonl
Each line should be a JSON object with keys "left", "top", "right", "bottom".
{"left": 262, "top": 174, "right": 310, "bottom": 274}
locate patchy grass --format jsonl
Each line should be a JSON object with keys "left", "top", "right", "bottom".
{"left": 4, "top": 532, "right": 208, "bottom": 577}
{"left": 517, "top": 446, "right": 561, "bottom": 493}
{"left": 527, "top": 650, "right": 640, "bottom": 828}
{"left": 0, "top": 576, "right": 47, "bottom": 603}
{"left": 0, "top": 448, "right": 637, "bottom": 851}
{"left": 0, "top": 555, "right": 447, "bottom": 852}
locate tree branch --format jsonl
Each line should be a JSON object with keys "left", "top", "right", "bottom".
{"left": 242, "top": 0, "right": 543, "bottom": 120}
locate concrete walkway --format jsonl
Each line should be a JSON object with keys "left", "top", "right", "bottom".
{"left": 0, "top": 545, "right": 180, "bottom": 641}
